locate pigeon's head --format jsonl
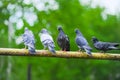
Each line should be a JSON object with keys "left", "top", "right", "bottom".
{"left": 57, "top": 26, "right": 63, "bottom": 31}
{"left": 92, "top": 37, "right": 99, "bottom": 43}
{"left": 40, "top": 28, "right": 48, "bottom": 33}
{"left": 75, "top": 28, "right": 82, "bottom": 35}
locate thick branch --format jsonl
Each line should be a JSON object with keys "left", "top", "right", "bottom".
{"left": 0, "top": 48, "right": 120, "bottom": 60}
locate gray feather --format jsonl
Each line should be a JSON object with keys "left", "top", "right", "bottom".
{"left": 92, "top": 37, "right": 120, "bottom": 52}
{"left": 75, "top": 29, "right": 92, "bottom": 55}
{"left": 57, "top": 27, "right": 70, "bottom": 51}
{"left": 22, "top": 28, "right": 36, "bottom": 54}
{"left": 39, "top": 29, "right": 56, "bottom": 54}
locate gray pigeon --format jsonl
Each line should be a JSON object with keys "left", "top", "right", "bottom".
{"left": 39, "top": 29, "right": 56, "bottom": 54}
{"left": 92, "top": 37, "right": 120, "bottom": 52}
{"left": 75, "top": 29, "right": 92, "bottom": 55}
{"left": 57, "top": 26, "right": 70, "bottom": 51}
{"left": 22, "top": 28, "right": 36, "bottom": 54}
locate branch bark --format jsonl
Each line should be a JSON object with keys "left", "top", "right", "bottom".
{"left": 0, "top": 48, "right": 120, "bottom": 60}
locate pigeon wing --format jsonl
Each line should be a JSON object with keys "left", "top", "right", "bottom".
{"left": 76, "top": 36, "right": 88, "bottom": 47}
{"left": 22, "top": 31, "right": 35, "bottom": 48}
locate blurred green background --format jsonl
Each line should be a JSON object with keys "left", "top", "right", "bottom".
{"left": 0, "top": 0, "right": 120, "bottom": 80}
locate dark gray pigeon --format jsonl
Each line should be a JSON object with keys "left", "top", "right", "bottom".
{"left": 92, "top": 37, "right": 120, "bottom": 52}
{"left": 22, "top": 28, "right": 36, "bottom": 54}
{"left": 39, "top": 29, "right": 56, "bottom": 54}
{"left": 57, "top": 26, "right": 70, "bottom": 51}
{"left": 75, "top": 29, "right": 92, "bottom": 55}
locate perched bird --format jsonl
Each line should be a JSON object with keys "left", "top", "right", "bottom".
{"left": 39, "top": 29, "right": 56, "bottom": 54}
{"left": 57, "top": 26, "right": 70, "bottom": 51}
{"left": 22, "top": 28, "right": 36, "bottom": 54}
{"left": 92, "top": 37, "right": 120, "bottom": 53}
{"left": 75, "top": 29, "right": 92, "bottom": 55}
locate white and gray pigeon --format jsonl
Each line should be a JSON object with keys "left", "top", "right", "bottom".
{"left": 92, "top": 37, "right": 120, "bottom": 53}
{"left": 22, "top": 28, "right": 36, "bottom": 54}
{"left": 75, "top": 29, "right": 92, "bottom": 55}
{"left": 57, "top": 26, "right": 70, "bottom": 51}
{"left": 39, "top": 29, "right": 56, "bottom": 54}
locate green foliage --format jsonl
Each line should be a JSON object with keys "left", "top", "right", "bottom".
{"left": 0, "top": 0, "right": 120, "bottom": 80}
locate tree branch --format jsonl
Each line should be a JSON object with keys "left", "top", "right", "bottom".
{"left": 0, "top": 48, "right": 120, "bottom": 60}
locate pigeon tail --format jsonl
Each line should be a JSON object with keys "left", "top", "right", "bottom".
{"left": 86, "top": 49, "right": 92, "bottom": 56}
{"left": 28, "top": 47, "right": 36, "bottom": 54}
{"left": 83, "top": 46, "right": 92, "bottom": 56}
{"left": 116, "top": 48, "right": 120, "bottom": 50}
{"left": 112, "top": 43, "right": 120, "bottom": 47}
{"left": 48, "top": 46, "right": 56, "bottom": 54}
{"left": 111, "top": 47, "right": 120, "bottom": 50}
{"left": 108, "top": 46, "right": 120, "bottom": 50}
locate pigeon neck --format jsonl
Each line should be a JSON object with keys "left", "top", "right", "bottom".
{"left": 77, "top": 33, "right": 83, "bottom": 36}
{"left": 94, "top": 40, "right": 99, "bottom": 43}
{"left": 44, "top": 32, "right": 48, "bottom": 34}
{"left": 60, "top": 30, "right": 64, "bottom": 33}
{"left": 25, "top": 30, "right": 29, "bottom": 33}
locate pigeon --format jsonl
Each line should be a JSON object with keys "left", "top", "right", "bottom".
{"left": 92, "top": 37, "right": 120, "bottom": 52}
{"left": 22, "top": 28, "right": 36, "bottom": 54}
{"left": 75, "top": 29, "right": 92, "bottom": 55}
{"left": 39, "top": 29, "right": 56, "bottom": 54}
{"left": 57, "top": 26, "right": 70, "bottom": 51}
